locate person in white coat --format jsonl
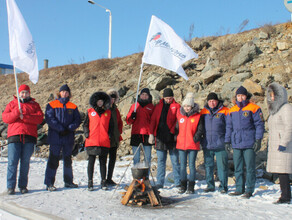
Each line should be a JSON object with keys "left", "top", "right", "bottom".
{"left": 266, "top": 82, "right": 292, "bottom": 204}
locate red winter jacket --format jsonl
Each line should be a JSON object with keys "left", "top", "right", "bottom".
{"left": 85, "top": 108, "right": 112, "bottom": 148}
{"left": 176, "top": 109, "right": 201, "bottom": 151}
{"left": 126, "top": 102, "right": 154, "bottom": 135}
{"left": 150, "top": 99, "right": 180, "bottom": 136}
{"left": 115, "top": 107, "right": 123, "bottom": 141}
{"left": 2, "top": 96, "right": 44, "bottom": 138}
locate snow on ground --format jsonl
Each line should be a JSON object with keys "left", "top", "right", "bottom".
{"left": 0, "top": 155, "right": 291, "bottom": 220}
{"left": 0, "top": 209, "right": 24, "bottom": 220}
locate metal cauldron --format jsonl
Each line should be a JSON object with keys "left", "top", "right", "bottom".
{"left": 131, "top": 167, "right": 149, "bottom": 179}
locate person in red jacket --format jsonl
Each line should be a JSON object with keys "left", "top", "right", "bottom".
{"left": 149, "top": 88, "right": 180, "bottom": 188}
{"left": 83, "top": 91, "right": 113, "bottom": 191}
{"left": 126, "top": 88, "right": 154, "bottom": 168}
{"left": 2, "top": 84, "right": 43, "bottom": 195}
{"left": 106, "top": 89, "right": 123, "bottom": 186}
{"left": 176, "top": 92, "right": 204, "bottom": 194}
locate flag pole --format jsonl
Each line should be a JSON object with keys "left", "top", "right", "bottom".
{"left": 13, "top": 64, "right": 22, "bottom": 114}
{"left": 134, "top": 63, "right": 144, "bottom": 112}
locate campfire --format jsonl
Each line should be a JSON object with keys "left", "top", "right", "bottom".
{"left": 121, "top": 163, "right": 161, "bottom": 207}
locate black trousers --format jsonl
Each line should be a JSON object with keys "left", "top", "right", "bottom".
{"left": 88, "top": 153, "right": 108, "bottom": 181}
{"left": 278, "top": 173, "right": 291, "bottom": 201}
{"left": 107, "top": 147, "right": 117, "bottom": 180}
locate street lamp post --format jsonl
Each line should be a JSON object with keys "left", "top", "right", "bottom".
{"left": 88, "top": 0, "right": 112, "bottom": 59}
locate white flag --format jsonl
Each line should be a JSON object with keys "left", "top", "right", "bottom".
{"left": 7, "top": 0, "right": 39, "bottom": 84}
{"left": 142, "top": 15, "right": 198, "bottom": 80}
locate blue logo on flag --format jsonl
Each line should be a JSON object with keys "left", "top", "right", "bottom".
{"left": 26, "top": 41, "right": 35, "bottom": 55}
{"left": 149, "top": 32, "right": 186, "bottom": 60}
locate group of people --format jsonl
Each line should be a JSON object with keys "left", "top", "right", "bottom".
{"left": 2, "top": 84, "right": 123, "bottom": 194}
{"left": 2, "top": 82, "right": 292, "bottom": 204}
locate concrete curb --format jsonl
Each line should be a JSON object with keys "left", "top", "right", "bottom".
{"left": 0, "top": 199, "right": 64, "bottom": 220}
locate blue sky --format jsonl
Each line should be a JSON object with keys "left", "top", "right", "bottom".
{"left": 0, "top": 0, "right": 290, "bottom": 69}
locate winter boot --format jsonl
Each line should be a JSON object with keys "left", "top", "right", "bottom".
{"left": 178, "top": 180, "right": 187, "bottom": 194}
{"left": 101, "top": 179, "right": 108, "bottom": 190}
{"left": 20, "top": 187, "right": 28, "bottom": 194}
{"left": 7, "top": 188, "right": 15, "bottom": 195}
{"left": 64, "top": 182, "right": 78, "bottom": 188}
{"left": 88, "top": 180, "right": 94, "bottom": 191}
{"left": 106, "top": 179, "right": 117, "bottom": 186}
{"left": 186, "top": 181, "right": 195, "bottom": 194}
{"left": 46, "top": 185, "right": 57, "bottom": 192}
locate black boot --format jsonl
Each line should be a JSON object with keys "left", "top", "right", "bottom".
{"left": 101, "top": 179, "right": 108, "bottom": 190}
{"left": 88, "top": 180, "right": 94, "bottom": 191}
{"left": 178, "top": 180, "right": 187, "bottom": 194}
{"left": 186, "top": 181, "right": 195, "bottom": 194}
{"left": 64, "top": 182, "right": 78, "bottom": 188}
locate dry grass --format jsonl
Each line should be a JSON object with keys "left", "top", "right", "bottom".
{"left": 260, "top": 23, "right": 277, "bottom": 37}
{"left": 217, "top": 39, "right": 242, "bottom": 64}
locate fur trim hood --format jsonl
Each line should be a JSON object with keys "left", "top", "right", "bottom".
{"left": 180, "top": 103, "right": 200, "bottom": 117}
{"left": 106, "top": 88, "right": 120, "bottom": 103}
{"left": 266, "top": 82, "right": 288, "bottom": 115}
{"left": 89, "top": 91, "right": 111, "bottom": 110}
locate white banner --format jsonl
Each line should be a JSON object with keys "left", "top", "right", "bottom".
{"left": 7, "top": 0, "right": 39, "bottom": 84}
{"left": 142, "top": 15, "right": 198, "bottom": 80}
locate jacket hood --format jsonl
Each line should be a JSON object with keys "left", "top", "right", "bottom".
{"left": 106, "top": 88, "right": 120, "bottom": 103}
{"left": 13, "top": 95, "right": 35, "bottom": 102}
{"left": 137, "top": 93, "right": 152, "bottom": 107}
{"left": 180, "top": 102, "right": 200, "bottom": 116}
{"left": 89, "top": 91, "right": 111, "bottom": 110}
{"left": 204, "top": 100, "right": 224, "bottom": 110}
{"left": 266, "top": 82, "right": 288, "bottom": 115}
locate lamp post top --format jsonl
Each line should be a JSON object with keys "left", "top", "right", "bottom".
{"left": 88, "top": 0, "right": 109, "bottom": 11}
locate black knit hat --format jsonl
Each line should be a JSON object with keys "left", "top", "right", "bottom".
{"left": 59, "top": 84, "right": 71, "bottom": 94}
{"left": 236, "top": 86, "right": 248, "bottom": 96}
{"left": 207, "top": 92, "right": 219, "bottom": 101}
{"left": 140, "top": 88, "right": 151, "bottom": 96}
{"left": 163, "top": 88, "right": 174, "bottom": 97}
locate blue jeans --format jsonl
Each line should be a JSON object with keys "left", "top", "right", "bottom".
{"left": 203, "top": 148, "right": 228, "bottom": 191}
{"left": 233, "top": 148, "right": 256, "bottom": 194}
{"left": 179, "top": 150, "right": 198, "bottom": 182}
{"left": 156, "top": 149, "right": 180, "bottom": 186}
{"left": 132, "top": 145, "right": 152, "bottom": 167}
{"left": 7, "top": 142, "right": 35, "bottom": 189}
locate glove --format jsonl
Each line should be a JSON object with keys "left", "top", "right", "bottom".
{"left": 148, "top": 134, "right": 155, "bottom": 145}
{"left": 131, "top": 112, "right": 137, "bottom": 120}
{"left": 253, "top": 139, "right": 262, "bottom": 153}
{"left": 193, "top": 135, "right": 201, "bottom": 143}
{"left": 278, "top": 145, "right": 286, "bottom": 152}
{"left": 225, "top": 143, "right": 232, "bottom": 152}
{"left": 59, "top": 129, "right": 71, "bottom": 136}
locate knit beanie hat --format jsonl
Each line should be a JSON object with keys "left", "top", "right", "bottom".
{"left": 140, "top": 88, "right": 151, "bottom": 96}
{"left": 182, "top": 92, "right": 195, "bottom": 107}
{"left": 207, "top": 92, "right": 219, "bottom": 101}
{"left": 59, "top": 84, "right": 71, "bottom": 94}
{"left": 19, "top": 84, "right": 30, "bottom": 94}
{"left": 163, "top": 88, "right": 174, "bottom": 97}
{"left": 236, "top": 86, "right": 248, "bottom": 96}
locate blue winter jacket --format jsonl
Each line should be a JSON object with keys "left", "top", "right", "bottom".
{"left": 45, "top": 98, "right": 81, "bottom": 146}
{"left": 200, "top": 102, "right": 229, "bottom": 150}
{"left": 225, "top": 100, "right": 264, "bottom": 149}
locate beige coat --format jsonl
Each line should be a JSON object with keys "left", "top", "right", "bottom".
{"left": 266, "top": 83, "right": 292, "bottom": 174}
